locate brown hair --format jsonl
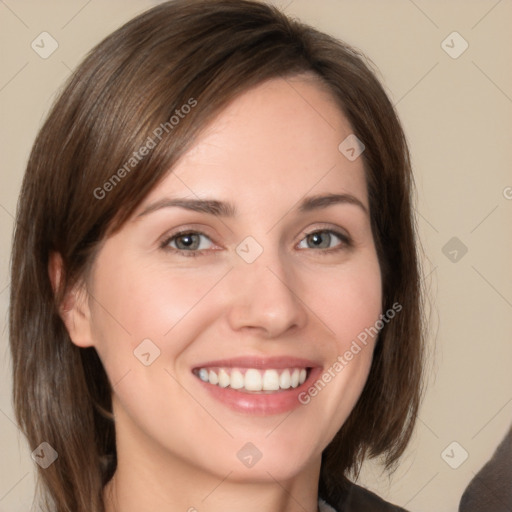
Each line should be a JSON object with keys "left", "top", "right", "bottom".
{"left": 9, "top": 1, "right": 424, "bottom": 510}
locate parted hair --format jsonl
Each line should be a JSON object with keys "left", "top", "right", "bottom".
{"left": 9, "top": 1, "right": 424, "bottom": 510}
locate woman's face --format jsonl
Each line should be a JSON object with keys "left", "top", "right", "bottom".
{"left": 77, "top": 76, "right": 382, "bottom": 483}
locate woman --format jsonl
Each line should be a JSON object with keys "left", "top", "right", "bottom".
{"left": 9, "top": 1, "right": 424, "bottom": 511}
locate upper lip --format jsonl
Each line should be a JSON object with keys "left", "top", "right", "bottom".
{"left": 193, "top": 356, "right": 321, "bottom": 370}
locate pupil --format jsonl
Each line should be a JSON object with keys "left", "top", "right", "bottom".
{"left": 178, "top": 234, "right": 197, "bottom": 249}
{"left": 309, "top": 232, "right": 329, "bottom": 248}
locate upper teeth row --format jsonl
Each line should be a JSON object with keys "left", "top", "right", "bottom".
{"left": 197, "top": 368, "right": 308, "bottom": 391}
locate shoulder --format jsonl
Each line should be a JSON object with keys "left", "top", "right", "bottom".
{"left": 322, "top": 482, "right": 409, "bottom": 512}
{"left": 459, "top": 425, "right": 512, "bottom": 512}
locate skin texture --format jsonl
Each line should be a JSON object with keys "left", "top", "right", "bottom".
{"left": 58, "top": 76, "right": 383, "bottom": 512}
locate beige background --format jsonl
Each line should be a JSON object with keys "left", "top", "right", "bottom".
{"left": 1, "top": 1, "right": 511, "bottom": 511}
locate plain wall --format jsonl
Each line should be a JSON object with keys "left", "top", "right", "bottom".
{"left": 1, "top": 1, "right": 511, "bottom": 511}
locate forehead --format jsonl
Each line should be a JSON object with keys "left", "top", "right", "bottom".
{"left": 141, "top": 76, "right": 368, "bottom": 211}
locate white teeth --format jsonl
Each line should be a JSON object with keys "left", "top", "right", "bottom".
{"left": 230, "top": 369, "right": 244, "bottom": 389}
{"left": 279, "top": 369, "right": 291, "bottom": 389}
{"left": 208, "top": 369, "right": 218, "bottom": 385}
{"left": 218, "top": 368, "right": 230, "bottom": 388}
{"left": 262, "top": 369, "right": 280, "bottom": 391}
{"left": 290, "top": 369, "right": 300, "bottom": 388}
{"left": 244, "top": 369, "right": 262, "bottom": 391}
{"left": 195, "top": 367, "right": 309, "bottom": 392}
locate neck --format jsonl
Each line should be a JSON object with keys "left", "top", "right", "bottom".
{"left": 104, "top": 407, "right": 321, "bottom": 512}
{"left": 104, "top": 458, "right": 321, "bottom": 512}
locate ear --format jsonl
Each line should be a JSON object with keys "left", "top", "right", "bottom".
{"left": 48, "top": 252, "right": 95, "bottom": 348}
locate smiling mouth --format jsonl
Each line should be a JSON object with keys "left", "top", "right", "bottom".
{"left": 193, "top": 367, "right": 310, "bottom": 393}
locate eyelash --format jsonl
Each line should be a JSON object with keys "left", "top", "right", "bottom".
{"left": 160, "top": 228, "right": 352, "bottom": 258}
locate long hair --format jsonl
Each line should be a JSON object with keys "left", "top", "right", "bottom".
{"left": 9, "top": 1, "right": 424, "bottom": 510}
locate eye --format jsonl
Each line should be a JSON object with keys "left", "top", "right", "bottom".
{"left": 297, "top": 229, "right": 349, "bottom": 251}
{"left": 162, "top": 231, "right": 214, "bottom": 253}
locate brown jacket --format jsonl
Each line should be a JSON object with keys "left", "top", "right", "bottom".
{"left": 459, "top": 426, "right": 512, "bottom": 512}
{"left": 322, "top": 482, "right": 408, "bottom": 511}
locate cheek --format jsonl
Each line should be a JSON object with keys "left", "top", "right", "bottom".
{"left": 297, "top": 253, "right": 382, "bottom": 438}
{"left": 314, "top": 252, "right": 383, "bottom": 346}
{"left": 93, "top": 248, "right": 220, "bottom": 328}
{"left": 87, "top": 248, "right": 227, "bottom": 379}
{"left": 87, "top": 257, "right": 229, "bottom": 434}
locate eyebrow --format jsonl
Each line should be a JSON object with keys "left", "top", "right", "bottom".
{"left": 299, "top": 193, "right": 368, "bottom": 215}
{"left": 137, "top": 197, "right": 236, "bottom": 218}
{"left": 137, "top": 192, "right": 368, "bottom": 218}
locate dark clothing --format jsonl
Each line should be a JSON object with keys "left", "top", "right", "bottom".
{"left": 323, "top": 481, "right": 409, "bottom": 511}
{"left": 459, "top": 426, "right": 512, "bottom": 512}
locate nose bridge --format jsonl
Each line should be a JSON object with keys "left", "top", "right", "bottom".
{"left": 226, "top": 240, "right": 307, "bottom": 337}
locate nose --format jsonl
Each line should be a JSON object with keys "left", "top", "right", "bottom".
{"left": 225, "top": 251, "right": 308, "bottom": 339}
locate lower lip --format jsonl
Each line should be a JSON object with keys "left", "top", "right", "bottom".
{"left": 195, "top": 367, "right": 323, "bottom": 415}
